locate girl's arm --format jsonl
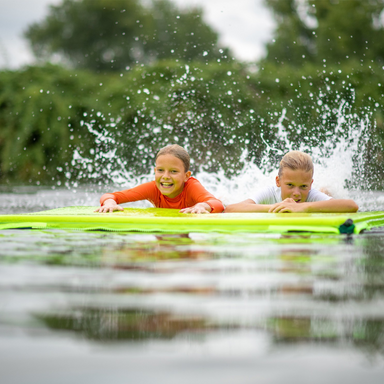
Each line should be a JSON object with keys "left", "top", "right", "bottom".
{"left": 183, "top": 178, "right": 224, "bottom": 213}
{"left": 95, "top": 198, "right": 124, "bottom": 213}
{"left": 180, "top": 202, "right": 212, "bottom": 214}
{"left": 96, "top": 182, "right": 158, "bottom": 213}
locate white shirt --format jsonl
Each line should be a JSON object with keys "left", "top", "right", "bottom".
{"left": 249, "top": 185, "right": 332, "bottom": 205}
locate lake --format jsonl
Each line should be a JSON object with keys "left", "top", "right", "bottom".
{"left": 1, "top": 186, "right": 384, "bottom": 384}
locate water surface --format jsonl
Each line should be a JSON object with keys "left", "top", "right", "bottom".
{"left": 1, "top": 187, "right": 384, "bottom": 384}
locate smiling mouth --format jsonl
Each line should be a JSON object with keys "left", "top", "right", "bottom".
{"left": 161, "top": 182, "right": 174, "bottom": 188}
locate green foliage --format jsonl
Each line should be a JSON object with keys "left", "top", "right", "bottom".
{"left": 24, "top": 0, "right": 229, "bottom": 72}
{"left": 264, "top": 0, "right": 384, "bottom": 67}
{"left": 264, "top": 0, "right": 315, "bottom": 66}
{"left": 0, "top": 61, "right": 264, "bottom": 184}
{"left": 249, "top": 58, "right": 384, "bottom": 187}
{"left": 0, "top": 65, "right": 96, "bottom": 183}
{"left": 69, "top": 60, "right": 263, "bottom": 182}
{"left": 255, "top": 0, "right": 384, "bottom": 187}
{"left": 2, "top": 0, "right": 384, "bottom": 189}
{"left": 1, "top": 59, "right": 383, "bottom": 187}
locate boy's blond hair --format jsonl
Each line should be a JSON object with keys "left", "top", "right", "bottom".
{"left": 155, "top": 144, "right": 190, "bottom": 172}
{"left": 278, "top": 151, "right": 314, "bottom": 177}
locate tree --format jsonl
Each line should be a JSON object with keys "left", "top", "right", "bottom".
{"left": 251, "top": 0, "right": 384, "bottom": 188}
{"left": 0, "top": 60, "right": 263, "bottom": 184}
{"left": 263, "top": 0, "right": 315, "bottom": 67}
{"left": 24, "top": 0, "right": 230, "bottom": 72}
{"left": 263, "top": 0, "right": 384, "bottom": 67}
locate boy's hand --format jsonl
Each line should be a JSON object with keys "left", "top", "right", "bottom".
{"left": 95, "top": 199, "right": 124, "bottom": 213}
{"left": 180, "top": 202, "right": 212, "bottom": 214}
{"left": 269, "top": 198, "right": 304, "bottom": 213}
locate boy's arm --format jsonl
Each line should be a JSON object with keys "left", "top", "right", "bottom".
{"left": 224, "top": 199, "right": 273, "bottom": 213}
{"left": 225, "top": 198, "right": 359, "bottom": 213}
{"left": 269, "top": 199, "right": 358, "bottom": 213}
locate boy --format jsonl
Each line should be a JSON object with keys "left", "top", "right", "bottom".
{"left": 224, "top": 151, "right": 358, "bottom": 213}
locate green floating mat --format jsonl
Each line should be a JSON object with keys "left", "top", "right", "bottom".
{"left": 0, "top": 206, "right": 384, "bottom": 234}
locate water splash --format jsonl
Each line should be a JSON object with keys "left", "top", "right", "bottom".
{"left": 261, "top": 100, "right": 371, "bottom": 198}
{"left": 196, "top": 99, "right": 373, "bottom": 206}
{"left": 66, "top": 92, "right": 379, "bottom": 210}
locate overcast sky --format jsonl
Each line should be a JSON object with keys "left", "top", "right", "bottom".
{"left": 0, "top": 0, "right": 275, "bottom": 69}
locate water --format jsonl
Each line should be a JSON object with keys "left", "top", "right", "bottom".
{"left": 1, "top": 95, "right": 384, "bottom": 382}
{"left": 68, "top": 94, "right": 382, "bottom": 208}
{"left": 1, "top": 188, "right": 384, "bottom": 383}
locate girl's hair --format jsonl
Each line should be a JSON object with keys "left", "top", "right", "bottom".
{"left": 155, "top": 144, "right": 190, "bottom": 172}
{"left": 278, "top": 151, "right": 313, "bottom": 177}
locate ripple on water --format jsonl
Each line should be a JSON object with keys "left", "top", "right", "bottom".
{"left": 1, "top": 191, "right": 384, "bottom": 383}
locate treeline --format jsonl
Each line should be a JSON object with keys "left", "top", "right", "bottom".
{"left": 0, "top": 0, "right": 384, "bottom": 188}
{"left": 0, "top": 61, "right": 259, "bottom": 184}
{"left": 1, "top": 59, "right": 383, "bottom": 187}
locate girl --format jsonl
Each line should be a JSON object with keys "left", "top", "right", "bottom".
{"left": 96, "top": 144, "right": 224, "bottom": 214}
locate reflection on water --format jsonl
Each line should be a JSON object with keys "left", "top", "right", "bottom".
{"left": 1, "top": 192, "right": 384, "bottom": 383}
{"left": 36, "top": 309, "right": 209, "bottom": 341}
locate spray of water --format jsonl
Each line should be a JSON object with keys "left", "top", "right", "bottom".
{"left": 66, "top": 90, "right": 380, "bottom": 211}
{"left": 195, "top": 99, "right": 373, "bottom": 207}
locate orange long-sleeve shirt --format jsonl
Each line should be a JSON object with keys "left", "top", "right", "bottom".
{"left": 100, "top": 177, "right": 224, "bottom": 213}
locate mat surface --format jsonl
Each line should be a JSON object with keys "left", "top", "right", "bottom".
{"left": 1, "top": 206, "right": 384, "bottom": 234}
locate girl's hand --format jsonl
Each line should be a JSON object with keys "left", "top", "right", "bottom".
{"left": 180, "top": 202, "right": 212, "bottom": 214}
{"left": 94, "top": 199, "right": 124, "bottom": 213}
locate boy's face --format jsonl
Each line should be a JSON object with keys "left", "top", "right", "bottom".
{"left": 154, "top": 154, "right": 191, "bottom": 198}
{"left": 276, "top": 168, "right": 313, "bottom": 203}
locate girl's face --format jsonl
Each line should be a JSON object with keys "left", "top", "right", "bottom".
{"left": 154, "top": 154, "right": 191, "bottom": 198}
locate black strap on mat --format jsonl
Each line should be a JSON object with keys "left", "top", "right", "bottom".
{"left": 339, "top": 218, "right": 355, "bottom": 234}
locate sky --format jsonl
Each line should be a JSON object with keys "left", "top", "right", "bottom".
{"left": 0, "top": 0, "right": 275, "bottom": 69}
